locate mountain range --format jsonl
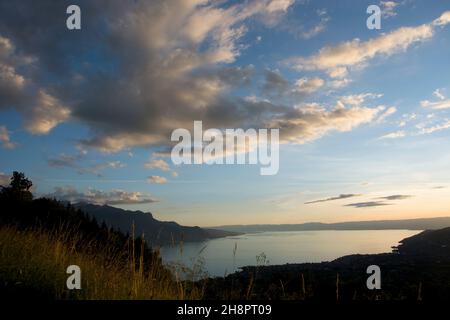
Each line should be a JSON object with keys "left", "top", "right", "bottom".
{"left": 210, "top": 216, "right": 450, "bottom": 233}
{"left": 75, "top": 203, "right": 238, "bottom": 246}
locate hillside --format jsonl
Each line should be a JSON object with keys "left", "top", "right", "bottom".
{"left": 0, "top": 172, "right": 204, "bottom": 299}
{"left": 75, "top": 203, "right": 238, "bottom": 246}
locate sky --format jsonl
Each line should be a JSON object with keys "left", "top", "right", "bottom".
{"left": 1, "top": 0, "right": 450, "bottom": 227}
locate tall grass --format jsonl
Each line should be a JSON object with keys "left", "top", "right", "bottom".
{"left": 0, "top": 225, "right": 204, "bottom": 300}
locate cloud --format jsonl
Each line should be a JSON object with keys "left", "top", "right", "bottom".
{"left": 77, "top": 161, "right": 126, "bottom": 177}
{"left": 421, "top": 99, "right": 450, "bottom": 110}
{"left": 286, "top": 11, "right": 450, "bottom": 74}
{"left": 376, "top": 106, "right": 397, "bottom": 123}
{"left": 434, "top": 11, "right": 450, "bottom": 26}
{"left": 144, "top": 159, "right": 171, "bottom": 172}
{"left": 294, "top": 77, "right": 325, "bottom": 93}
{"left": 266, "top": 0, "right": 295, "bottom": 13}
{"left": 380, "top": 1, "right": 400, "bottom": 18}
{"left": 345, "top": 201, "right": 391, "bottom": 208}
{"left": 0, "top": 125, "right": 17, "bottom": 149}
{"left": 379, "top": 130, "right": 406, "bottom": 139}
{"left": 339, "top": 93, "right": 383, "bottom": 106}
{"left": 262, "top": 69, "right": 290, "bottom": 96}
{"left": 345, "top": 194, "right": 412, "bottom": 207}
{"left": 398, "top": 112, "right": 417, "bottom": 127}
{"left": 419, "top": 120, "right": 450, "bottom": 135}
{"left": 378, "top": 194, "right": 413, "bottom": 200}
{"left": 305, "top": 193, "right": 361, "bottom": 204}
{"left": 328, "top": 78, "right": 352, "bottom": 89}
{"left": 147, "top": 175, "right": 168, "bottom": 184}
{"left": 44, "top": 186, "right": 157, "bottom": 205}
{"left": 24, "top": 90, "right": 70, "bottom": 135}
{"left": 0, "top": 34, "right": 69, "bottom": 134}
{"left": 0, "top": 172, "right": 10, "bottom": 187}
{"left": 48, "top": 153, "right": 82, "bottom": 168}
{"left": 0, "top": 36, "right": 26, "bottom": 107}
{"left": 299, "top": 23, "right": 327, "bottom": 40}
{"left": 0, "top": 1, "right": 295, "bottom": 150}
{"left": 48, "top": 153, "right": 126, "bottom": 177}
{"left": 262, "top": 70, "right": 325, "bottom": 96}
{"left": 280, "top": 8, "right": 329, "bottom": 40}
{"left": 421, "top": 88, "right": 450, "bottom": 110}
{"left": 328, "top": 67, "right": 348, "bottom": 79}
{"left": 0, "top": 1, "right": 384, "bottom": 152}
{"left": 275, "top": 102, "right": 384, "bottom": 144}
{"left": 433, "top": 89, "right": 445, "bottom": 100}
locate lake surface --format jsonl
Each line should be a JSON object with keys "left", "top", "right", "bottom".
{"left": 160, "top": 230, "right": 421, "bottom": 277}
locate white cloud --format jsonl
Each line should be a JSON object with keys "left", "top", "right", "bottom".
{"left": 144, "top": 159, "right": 171, "bottom": 171}
{"left": 421, "top": 99, "right": 450, "bottom": 110}
{"left": 419, "top": 120, "right": 450, "bottom": 134}
{"left": 275, "top": 102, "right": 384, "bottom": 144}
{"left": 298, "top": 21, "right": 328, "bottom": 40}
{"left": 266, "top": 0, "right": 294, "bottom": 13}
{"left": 293, "top": 77, "right": 325, "bottom": 93}
{"left": 0, "top": 126, "right": 17, "bottom": 149}
{"left": 328, "top": 78, "right": 352, "bottom": 89}
{"left": 45, "top": 186, "right": 157, "bottom": 205}
{"left": 286, "top": 11, "right": 450, "bottom": 75}
{"left": 24, "top": 90, "right": 70, "bottom": 135}
{"left": 433, "top": 89, "right": 445, "bottom": 100}
{"left": 379, "top": 130, "right": 406, "bottom": 139}
{"left": 421, "top": 88, "right": 450, "bottom": 110}
{"left": 434, "top": 11, "right": 450, "bottom": 26}
{"left": 338, "top": 93, "right": 383, "bottom": 106}
{"left": 377, "top": 106, "right": 397, "bottom": 123}
{"left": 147, "top": 175, "right": 168, "bottom": 184}
{"left": 328, "top": 67, "right": 348, "bottom": 79}
{"left": 380, "top": 1, "right": 400, "bottom": 18}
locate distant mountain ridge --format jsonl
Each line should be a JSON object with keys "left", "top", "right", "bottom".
{"left": 210, "top": 216, "right": 450, "bottom": 233}
{"left": 75, "top": 203, "right": 238, "bottom": 246}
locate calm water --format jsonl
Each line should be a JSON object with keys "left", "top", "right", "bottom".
{"left": 160, "top": 230, "right": 421, "bottom": 277}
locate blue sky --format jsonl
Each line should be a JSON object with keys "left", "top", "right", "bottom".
{"left": 1, "top": 0, "right": 450, "bottom": 226}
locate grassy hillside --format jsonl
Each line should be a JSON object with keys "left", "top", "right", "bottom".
{"left": 0, "top": 172, "right": 204, "bottom": 300}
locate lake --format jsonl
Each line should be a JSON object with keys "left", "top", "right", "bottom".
{"left": 159, "top": 230, "right": 421, "bottom": 277}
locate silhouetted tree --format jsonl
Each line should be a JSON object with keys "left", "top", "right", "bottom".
{"left": 0, "top": 171, "right": 33, "bottom": 201}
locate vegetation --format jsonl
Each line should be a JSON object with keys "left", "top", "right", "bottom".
{"left": 0, "top": 172, "right": 204, "bottom": 299}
